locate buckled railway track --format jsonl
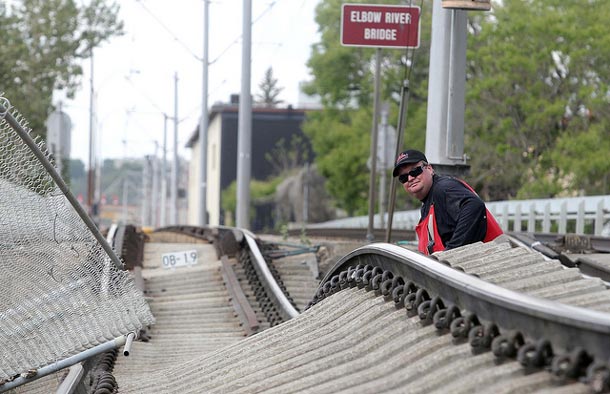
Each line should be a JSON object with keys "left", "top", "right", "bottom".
{"left": 21, "top": 225, "right": 610, "bottom": 393}
{"left": 289, "top": 226, "right": 610, "bottom": 283}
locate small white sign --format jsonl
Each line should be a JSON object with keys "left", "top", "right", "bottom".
{"left": 161, "top": 250, "right": 198, "bottom": 269}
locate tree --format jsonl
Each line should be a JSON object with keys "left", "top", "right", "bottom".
{"left": 465, "top": 0, "right": 610, "bottom": 199}
{"left": 221, "top": 176, "right": 283, "bottom": 226}
{"left": 0, "top": 0, "right": 124, "bottom": 138}
{"left": 264, "top": 134, "right": 311, "bottom": 176}
{"left": 68, "top": 158, "right": 87, "bottom": 196}
{"left": 255, "top": 67, "right": 284, "bottom": 107}
{"left": 302, "top": 0, "right": 432, "bottom": 215}
{"left": 304, "top": 0, "right": 610, "bottom": 214}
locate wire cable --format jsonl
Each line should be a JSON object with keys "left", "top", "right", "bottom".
{"left": 402, "top": 0, "right": 424, "bottom": 84}
{"left": 209, "top": 0, "right": 278, "bottom": 65}
{"left": 134, "top": 0, "right": 202, "bottom": 62}
{"left": 134, "top": 0, "right": 281, "bottom": 66}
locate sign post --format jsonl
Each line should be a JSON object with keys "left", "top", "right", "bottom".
{"left": 341, "top": 3, "right": 421, "bottom": 241}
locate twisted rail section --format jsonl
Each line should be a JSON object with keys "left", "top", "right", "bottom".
{"left": 311, "top": 242, "right": 610, "bottom": 391}
{"left": 158, "top": 225, "right": 300, "bottom": 323}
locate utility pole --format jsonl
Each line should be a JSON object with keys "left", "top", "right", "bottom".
{"left": 87, "top": 49, "right": 96, "bottom": 221}
{"left": 236, "top": 0, "right": 252, "bottom": 229}
{"left": 425, "top": 0, "right": 469, "bottom": 176}
{"left": 151, "top": 142, "right": 159, "bottom": 227}
{"left": 171, "top": 72, "right": 179, "bottom": 224}
{"left": 122, "top": 176, "right": 128, "bottom": 223}
{"left": 142, "top": 157, "right": 150, "bottom": 226}
{"left": 366, "top": 48, "right": 382, "bottom": 242}
{"left": 198, "top": 0, "right": 209, "bottom": 226}
{"left": 160, "top": 114, "right": 168, "bottom": 227}
{"left": 379, "top": 103, "right": 390, "bottom": 229}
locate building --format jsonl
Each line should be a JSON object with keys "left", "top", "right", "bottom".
{"left": 45, "top": 106, "right": 72, "bottom": 176}
{"left": 186, "top": 96, "right": 314, "bottom": 230}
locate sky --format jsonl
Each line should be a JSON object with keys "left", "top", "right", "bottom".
{"left": 58, "top": 0, "right": 321, "bottom": 166}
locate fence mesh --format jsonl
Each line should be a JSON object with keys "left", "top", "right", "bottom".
{"left": 0, "top": 95, "right": 154, "bottom": 383}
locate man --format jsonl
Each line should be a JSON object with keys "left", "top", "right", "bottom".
{"left": 393, "top": 149, "right": 503, "bottom": 255}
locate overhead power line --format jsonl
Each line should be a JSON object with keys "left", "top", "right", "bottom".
{"left": 134, "top": 0, "right": 280, "bottom": 66}
{"left": 134, "top": 0, "right": 202, "bottom": 62}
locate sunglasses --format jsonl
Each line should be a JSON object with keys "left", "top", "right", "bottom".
{"left": 398, "top": 164, "right": 426, "bottom": 184}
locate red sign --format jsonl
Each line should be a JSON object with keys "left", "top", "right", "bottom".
{"left": 341, "top": 3, "right": 421, "bottom": 48}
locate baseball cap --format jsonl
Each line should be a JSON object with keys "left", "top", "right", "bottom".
{"left": 392, "top": 149, "right": 428, "bottom": 177}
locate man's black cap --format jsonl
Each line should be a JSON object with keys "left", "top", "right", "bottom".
{"left": 392, "top": 149, "right": 428, "bottom": 177}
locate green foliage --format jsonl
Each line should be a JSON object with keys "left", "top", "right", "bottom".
{"left": 303, "top": 108, "right": 370, "bottom": 215}
{"left": 303, "top": 0, "right": 432, "bottom": 214}
{"left": 255, "top": 67, "right": 284, "bottom": 107}
{"left": 68, "top": 158, "right": 86, "bottom": 196}
{"left": 221, "top": 176, "right": 284, "bottom": 216}
{"left": 0, "top": 0, "right": 124, "bottom": 138}
{"left": 466, "top": 0, "right": 610, "bottom": 199}
{"left": 279, "top": 224, "right": 289, "bottom": 240}
{"left": 305, "top": 0, "right": 610, "bottom": 209}
{"left": 221, "top": 182, "right": 238, "bottom": 215}
{"left": 300, "top": 226, "right": 310, "bottom": 246}
{"left": 264, "top": 134, "right": 311, "bottom": 176}
{"left": 550, "top": 124, "right": 610, "bottom": 194}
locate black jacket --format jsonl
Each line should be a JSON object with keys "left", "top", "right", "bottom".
{"left": 419, "top": 175, "right": 488, "bottom": 250}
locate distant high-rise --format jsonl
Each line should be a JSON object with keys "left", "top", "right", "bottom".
{"left": 46, "top": 106, "right": 72, "bottom": 175}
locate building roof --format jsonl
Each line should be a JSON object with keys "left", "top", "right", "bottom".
{"left": 185, "top": 102, "right": 313, "bottom": 148}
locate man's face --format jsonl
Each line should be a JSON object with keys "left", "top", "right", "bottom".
{"left": 397, "top": 161, "right": 434, "bottom": 200}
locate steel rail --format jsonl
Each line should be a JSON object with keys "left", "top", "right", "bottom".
{"left": 287, "top": 226, "right": 416, "bottom": 242}
{"left": 237, "top": 227, "right": 300, "bottom": 320}
{"left": 571, "top": 255, "right": 610, "bottom": 284}
{"left": 290, "top": 226, "right": 610, "bottom": 253}
{"left": 290, "top": 226, "right": 610, "bottom": 284}
{"left": 52, "top": 224, "right": 132, "bottom": 394}
{"left": 317, "top": 243, "right": 610, "bottom": 361}
{"left": 534, "top": 232, "right": 610, "bottom": 253}
{"left": 220, "top": 255, "right": 260, "bottom": 335}
{"left": 155, "top": 225, "right": 300, "bottom": 321}
{"left": 0, "top": 335, "right": 129, "bottom": 393}
{"left": 55, "top": 363, "right": 85, "bottom": 394}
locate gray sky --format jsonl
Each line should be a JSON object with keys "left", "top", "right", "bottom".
{"left": 60, "top": 0, "right": 320, "bottom": 165}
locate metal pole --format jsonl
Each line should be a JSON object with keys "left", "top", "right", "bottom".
{"left": 385, "top": 79, "right": 410, "bottom": 243}
{"left": 94, "top": 128, "right": 101, "bottom": 223}
{"left": 142, "top": 156, "right": 150, "bottom": 227}
{"left": 87, "top": 50, "right": 95, "bottom": 217}
{"left": 366, "top": 48, "right": 381, "bottom": 242}
{"left": 161, "top": 114, "right": 168, "bottom": 227}
{"left": 0, "top": 99, "right": 124, "bottom": 270}
{"left": 171, "top": 72, "right": 179, "bottom": 224}
{"left": 123, "top": 332, "right": 136, "bottom": 356}
{"left": 379, "top": 103, "right": 389, "bottom": 229}
{"left": 0, "top": 336, "right": 128, "bottom": 393}
{"left": 424, "top": 0, "right": 468, "bottom": 175}
{"left": 54, "top": 102, "right": 65, "bottom": 176}
{"left": 199, "top": 0, "right": 209, "bottom": 226}
{"left": 236, "top": 0, "right": 252, "bottom": 229}
{"left": 151, "top": 142, "right": 159, "bottom": 227}
{"left": 444, "top": 9, "right": 467, "bottom": 162}
{"left": 122, "top": 176, "right": 128, "bottom": 223}
{"left": 303, "top": 163, "right": 309, "bottom": 224}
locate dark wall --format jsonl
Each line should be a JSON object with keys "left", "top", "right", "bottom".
{"left": 220, "top": 112, "right": 239, "bottom": 192}
{"left": 217, "top": 108, "right": 313, "bottom": 229}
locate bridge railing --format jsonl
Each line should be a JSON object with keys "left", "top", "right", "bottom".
{"left": 487, "top": 195, "right": 610, "bottom": 235}
{"left": 309, "top": 195, "right": 610, "bottom": 236}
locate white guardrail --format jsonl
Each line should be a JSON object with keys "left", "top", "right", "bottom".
{"left": 309, "top": 195, "right": 610, "bottom": 236}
